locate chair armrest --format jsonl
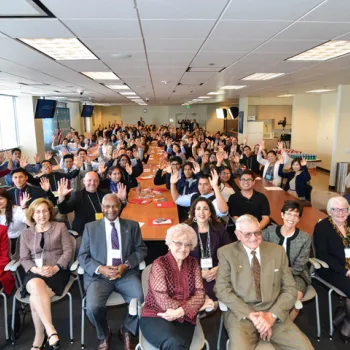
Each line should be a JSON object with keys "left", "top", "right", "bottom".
{"left": 313, "top": 258, "right": 329, "bottom": 268}
{"left": 10, "top": 260, "right": 21, "bottom": 272}
{"left": 77, "top": 266, "right": 85, "bottom": 275}
{"left": 139, "top": 261, "right": 146, "bottom": 270}
{"left": 70, "top": 259, "right": 80, "bottom": 271}
{"left": 69, "top": 230, "right": 79, "bottom": 237}
{"left": 308, "top": 258, "right": 321, "bottom": 269}
{"left": 218, "top": 301, "right": 228, "bottom": 312}
{"left": 4, "top": 260, "right": 17, "bottom": 271}
{"left": 129, "top": 298, "right": 138, "bottom": 316}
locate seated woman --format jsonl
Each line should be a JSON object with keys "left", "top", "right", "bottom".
{"left": 20, "top": 198, "right": 73, "bottom": 350}
{"left": 186, "top": 198, "right": 231, "bottom": 302}
{"left": 313, "top": 196, "right": 350, "bottom": 342}
{"left": 0, "top": 224, "right": 15, "bottom": 296}
{"left": 99, "top": 165, "right": 134, "bottom": 193}
{"left": 278, "top": 157, "right": 311, "bottom": 200}
{"left": 263, "top": 200, "right": 311, "bottom": 321}
{"left": 0, "top": 188, "right": 32, "bottom": 254}
{"left": 140, "top": 224, "right": 214, "bottom": 349}
{"left": 217, "top": 166, "right": 237, "bottom": 202}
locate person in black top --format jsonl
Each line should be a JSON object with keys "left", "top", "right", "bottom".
{"left": 7, "top": 168, "right": 56, "bottom": 207}
{"left": 227, "top": 170, "right": 270, "bottom": 229}
{"left": 239, "top": 145, "right": 260, "bottom": 175}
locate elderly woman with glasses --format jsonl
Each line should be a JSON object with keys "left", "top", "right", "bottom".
{"left": 140, "top": 224, "right": 214, "bottom": 349}
{"left": 314, "top": 196, "right": 350, "bottom": 342}
{"left": 20, "top": 198, "right": 73, "bottom": 350}
{"left": 263, "top": 200, "right": 311, "bottom": 321}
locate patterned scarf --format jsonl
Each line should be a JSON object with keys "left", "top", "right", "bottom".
{"left": 329, "top": 217, "right": 350, "bottom": 269}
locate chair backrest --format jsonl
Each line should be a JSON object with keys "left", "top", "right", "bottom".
{"left": 311, "top": 190, "right": 338, "bottom": 211}
{"left": 68, "top": 235, "right": 77, "bottom": 267}
{"left": 141, "top": 264, "right": 152, "bottom": 298}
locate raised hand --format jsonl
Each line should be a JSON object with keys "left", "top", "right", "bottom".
{"left": 192, "top": 139, "right": 198, "bottom": 148}
{"left": 116, "top": 183, "right": 127, "bottom": 200}
{"left": 98, "top": 161, "right": 107, "bottom": 174}
{"left": 209, "top": 169, "right": 219, "bottom": 188}
{"left": 98, "top": 138, "right": 104, "bottom": 147}
{"left": 133, "top": 149, "right": 140, "bottom": 160}
{"left": 19, "top": 191, "right": 31, "bottom": 208}
{"left": 216, "top": 151, "right": 224, "bottom": 164}
{"left": 193, "top": 162, "right": 201, "bottom": 174}
{"left": 57, "top": 178, "right": 72, "bottom": 198}
{"left": 19, "top": 156, "right": 29, "bottom": 168}
{"left": 301, "top": 157, "right": 307, "bottom": 166}
{"left": 234, "top": 154, "right": 241, "bottom": 164}
{"left": 125, "top": 163, "right": 133, "bottom": 175}
{"left": 40, "top": 177, "right": 51, "bottom": 192}
{"left": 243, "top": 136, "right": 248, "bottom": 144}
{"left": 0, "top": 152, "right": 5, "bottom": 164}
{"left": 33, "top": 153, "right": 40, "bottom": 164}
{"left": 202, "top": 153, "right": 209, "bottom": 165}
{"left": 159, "top": 159, "right": 167, "bottom": 170}
{"left": 170, "top": 169, "right": 180, "bottom": 184}
{"left": 51, "top": 134, "right": 56, "bottom": 142}
{"left": 197, "top": 149, "right": 204, "bottom": 157}
{"left": 277, "top": 141, "right": 284, "bottom": 151}
{"left": 45, "top": 151, "right": 52, "bottom": 160}
{"left": 74, "top": 157, "right": 82, "bottom": 169}
{"left": 61, "top": 148, "right": 68, "bottom": 157}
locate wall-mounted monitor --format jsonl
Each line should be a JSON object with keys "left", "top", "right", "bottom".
{"left": 81, "top": 105, "right": 94, "bottom": 117}
{"left": 228, "top": 107, "right": 239, "bottom": 119}
{"left": 216, "top": 108, "right": 227, "bottom": 119}
{"left": 34, "top": 99, "right": 57, "bottom": 119}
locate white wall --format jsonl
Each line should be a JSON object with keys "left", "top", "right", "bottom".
{"left": 67, "top": 101, "right": 84, "bottom": 134}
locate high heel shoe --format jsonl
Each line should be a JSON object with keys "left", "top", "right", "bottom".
{"left": 31, "top": 334, "right": 47, "bottom": 349}
{"left": 48, "top": 333, "right": 60, "bottom": 350}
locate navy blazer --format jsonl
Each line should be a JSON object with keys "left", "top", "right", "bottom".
{"left": 78, "top": 218, "right": 147, "bottom": 289}
{"left": 278, "top": 165, "right": 311, "bottom": 198}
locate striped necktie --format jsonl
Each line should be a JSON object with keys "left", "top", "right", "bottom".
{"left": 110, "top": 222, "right": 121, "bottom": 266}
{"left": 251, "top": 251, "right": 261, "bottom": 301}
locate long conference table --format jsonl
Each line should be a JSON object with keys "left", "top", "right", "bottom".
{"left": 121, "top": 144, "right": 327, "bottom": 240}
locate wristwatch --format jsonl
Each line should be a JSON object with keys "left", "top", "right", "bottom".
{"left": 125, "top": 260, "right": 131, "bottom": 269}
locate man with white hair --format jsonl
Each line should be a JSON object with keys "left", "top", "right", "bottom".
{"left": 214, "top": 214, "right": 313, "bottom": 349}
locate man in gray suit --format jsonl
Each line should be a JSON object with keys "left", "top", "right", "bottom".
{"left": 214, "top": 214, "right": 313, "bottom": 350}
{"left": 79, "top": 193, "right": 147, "bottom": 350}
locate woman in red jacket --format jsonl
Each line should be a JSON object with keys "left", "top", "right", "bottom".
{"left": 0, "top": 224, "right": 15, "bottom": 295}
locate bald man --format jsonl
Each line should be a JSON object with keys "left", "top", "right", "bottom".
{"left": 57, "top": 172, "right": 127, "bottom": 235}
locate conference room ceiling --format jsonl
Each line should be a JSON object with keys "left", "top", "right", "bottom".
{"left": 0, "top": 0, "right": 349, "bottom": 105}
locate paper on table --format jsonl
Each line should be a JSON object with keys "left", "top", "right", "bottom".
{"left": 143, "top": 169, "right": 151, "bottom": 172}
{"left": 264, "top": 187, "right": 283, "bottom": 191}
{"left": 140, "top": 175, "right": 154, "bottom": 179}
{"left": 139, "top": 222, "right": 144, "bottom": 228}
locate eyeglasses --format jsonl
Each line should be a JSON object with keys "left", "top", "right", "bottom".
{"left": 284, "top": 212, "right": 300, "bottom": 219}
{"left": 34, "top": 210, "right": 49, "bottom": 215}
{"left": 331, "top": 208, "right": 349, "bottom": 214}
{"left": 172, "top": 241, "right": 192, "bottom": 249}
{"left": 240, "top": 178, "right": 253, "bottom": 183}
{"left": 238, "top": 230, "right": 262, "bottom": 238}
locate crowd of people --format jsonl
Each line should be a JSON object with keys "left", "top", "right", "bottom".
{"left": 0, "top": 117, "right": 349, "bottom": 350}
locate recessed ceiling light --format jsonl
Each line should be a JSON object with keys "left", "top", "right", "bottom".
{"left": 220, "top": 85, "right": 247, "bottom": 90}
{"left": 132, "top": 99, "right": 144, "bottom": 102}
{"left": 111, "top": 53, "right": 132, "bottom": 59}
{"left": 198, "top": 96, "right": 211, "bottom": 99}
{"left": 19, "top": 38, "right": 97, "bottom": 60}
{"left": 277, "top": 94, "right": 294, "bottom": 97}
{"left": 126, "top": 96, "right": 139, "bottom": 99}
{"left": 287, "top": 40, "right": 350, "bottom": 61}
{"left": 306, "top": 89, "right": 335, "bottom": 93}
{"left": 105, "top": 85, "right": 130, "bottom": 90}
{"left": 241, "top": 73, "right": 285, "bottom": 81}
{"left": 119, "top": 92, "right": 136, "bottom": 95}
{"left": 207, "top": 91, "right": 224, "bottom": 95}
{"left": 82, "top": 72, "right": 120, "bottom": 80}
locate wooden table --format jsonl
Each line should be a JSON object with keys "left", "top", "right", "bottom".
{"left": 121, "top": 145, "right": 179, "bottom": 241}
{"left": 235, "top": 178, "right": 327, "bottom": 234}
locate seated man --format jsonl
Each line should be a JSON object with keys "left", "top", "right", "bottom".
{"left": 78, "top": 193, "right": 147, "bottom": 350}
{"left": 228, "top": 170, "right": 270, "bottom": 229}
{"left": 214, "top": 214, "right": 313, "bottom": 350}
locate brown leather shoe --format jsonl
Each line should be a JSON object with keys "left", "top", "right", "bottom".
{"left": 97, "top": 328, "right": 111, "bottom": 350}
{"left": 118, "top": 327, "right": 135, "bottom": 350}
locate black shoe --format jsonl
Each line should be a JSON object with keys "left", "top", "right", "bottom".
{"left": 48, "top": 333, "right": 60, "bottom": 350}
{"left": 32, "top": 334, "right": 47, "bottom": 350}
{"left": 340, "top": 332, "right": 350, "bottom": 343}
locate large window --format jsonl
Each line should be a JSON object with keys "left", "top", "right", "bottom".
{"left": 0, "top": 95, "right": 18, "bottom": 150}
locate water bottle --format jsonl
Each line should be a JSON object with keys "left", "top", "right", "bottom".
{"left": 136, "top": 183, "right": 141, "bottom": 198}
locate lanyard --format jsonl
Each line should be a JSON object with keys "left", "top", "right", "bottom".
{"left": 197, "top": 227, "right": 211, "bottom": 259}
{"left": 87, "top": 193, "right": 101, "bottom": 213}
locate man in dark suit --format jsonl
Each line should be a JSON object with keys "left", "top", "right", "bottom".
{"left": 78, "top": 193, "right": 147, "bottom": 350}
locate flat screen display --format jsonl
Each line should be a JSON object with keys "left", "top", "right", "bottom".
{"left": 81, "top": 105, "right": 94, "bottom": 117}
{"left": 34, "top": 99, "right": 57, "bottom": 119}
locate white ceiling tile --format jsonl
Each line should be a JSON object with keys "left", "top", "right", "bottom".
{"left": 57, "top": 59, "right": 109, "bottom": 71}
{"left": 145, "top": 38, "right": 204, "bottom": 52}
{"left": 255, "top": 39, "right": 325, "bottom": 54}
{"left": 81, "top": 38, "right": 144, "bottom": 52}
{"left": 275, "top": 22, "right": 350, "bottom": 40}
{"left": 62, "top": 19, "right": 141, "bottom": 39}
{"left": 223, "top": 0, "right": 324, "bottom": 20}
{"left": 96, "top": 51, "right": 146, "bottom": 64}
{"left": 147, "top": 51, "right": 195, "bottom": 65}
{"left": 210, "top": 20, "right": 291, "bottom": 40}
{"left": 0, "top": 0, "right": 47, "bottom": 16}
{"left": 41, "top": 0, "right": 137, "bottom": 19}
{"left": 302, "top": 0, "right": 350, "bottom": 22}
{"left": 137, "top": 0, "right": 228, "bottom": 19}
{"left": 0, "top": 18, "right": 73, "bottom": 38}
{"left": 201, "top": 39, "right": 264, "bottom": 52}
{"left": 180, "top": 71, "right": 219, "bottom": 84}
{"left": 191, "top": 51, "right": 247, "bottom": 67}
{"left": 141, "top": 20, "right": 215, "bottom": 39}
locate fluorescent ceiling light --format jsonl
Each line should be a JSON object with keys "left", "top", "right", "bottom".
{"left": 82, "top": 72, "right": 119, "bottom": 80}
{"left": 287, "top": 40, "right": 350, "bottom": 61}
{"left": 277, "top": 94, "right": 294, "bottom": 97}
{"left": 220, "top": 85, "right": 247, "bottom": 90}
{"left": 207, "top": 91, "right": 224, "bottom": 95}
{"left": 198, "top": 96, "right": 211, "bottom": 99}
{"left": 19, "top": 38, "right": 97, "bottom": 60}
{"left": 306, "top": 89, "right": 335, "bottom": 93}
{"left": 126, "top": 96, "right": 139, "bottom": 99}
{"left": 242, "top": 73, "right": 285, "bottom": 81}
{"left": 119, "top": 92, "right": 136, "bottom": 95}
{"left": 192, "top": 99, "right": 203, "bottom": 102}
{"left": 132, "top": 99, "right": 143, "bottom": 102}
{"left": 105, "top": 85, "right": 130, "bottom": 90}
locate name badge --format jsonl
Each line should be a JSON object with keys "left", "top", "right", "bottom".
{"left": 345, "top": 248, "right": 350, "bottom": 259}
{"left": 95, "top": 212, "right": 104, "bottom": 220}
{"left": 35, "top": 258, "right": 43, "bottom": 267}
{"left": 201, "top": 258, "right": 213, "bottom": 270}
{"left": 265, "top": 174, "right": 272, "bottom": 181}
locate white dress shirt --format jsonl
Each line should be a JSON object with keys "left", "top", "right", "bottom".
{"left": 242, "top": 244, "right": 261, "bottom": 265}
